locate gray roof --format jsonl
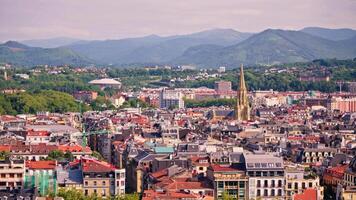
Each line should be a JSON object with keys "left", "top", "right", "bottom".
{"left": 56, "top": 167, "right": 83, "bottom": 185}
{"left": 244, "top": 153, "right": 284, "bottom": 170}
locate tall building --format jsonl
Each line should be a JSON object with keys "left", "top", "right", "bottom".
{"left": 207, "top": 164, "right": 248, "bottom": 200}
{"left": 159, "top": 89, "right": 184, "bottom": 109}
{"left": 244, "top": 153, "right": 285, "bottom": 199}
{"left": 214, "top": 81, "right": 232, "bottom": 94}
{"left": 0, "top": 158, "right": 25, "bottom": 190}
{"left": 236, "top": 64, "right": 250, "bottom": 121}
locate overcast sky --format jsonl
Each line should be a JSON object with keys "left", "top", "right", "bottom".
{"left": 1, "top": 0, "right": 356, "bottom": 41}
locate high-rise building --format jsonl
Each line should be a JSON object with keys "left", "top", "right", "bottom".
{"left": 159, "top": 89, "right": 184, "bottom": 109}
{"left": 214, "top": 81, "right": 232, "bottom": 94}
{"left": 0, "top": 158, "right": 25, "bottom": 190}
{"left": 236, "top": 64, "right": 250, "bottom": 121}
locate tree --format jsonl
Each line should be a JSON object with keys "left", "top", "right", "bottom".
{"left": 47, "top": 150, "right": 64, "bottom": 160}
{"left": 91, "top": 151, "right": 105, "bottom": 161}
{"left": 0, "top": 151, "right": 10, "bottom": 160}
{"left": 64, "top": 151, "right": 74, "bottom": 161}
{"left": 113, "top": 193, "right": 140, "bottom": 200}
{"left": 222, "top": 191, "right": 233, "bottom": 200}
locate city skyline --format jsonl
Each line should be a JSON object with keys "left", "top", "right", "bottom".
{"left": 1, "top": 0, "right": 356, "bottom": 41}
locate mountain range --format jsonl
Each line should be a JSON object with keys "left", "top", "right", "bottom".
{"left": 1, "top": 27, "right": 356, "bottom": 67}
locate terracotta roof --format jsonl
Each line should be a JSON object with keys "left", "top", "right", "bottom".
{"left": 151, "top": 168, "right": 168, "bottom": 179}
{"left": 294, "top": 188, "right": 317, "bottom": 200}
{"left": 210, "top": 164, "right": 242, "bottom": 172}
{"left": 27, "top": 130, "right": 50, "bottom": 136}
{"left": 166, "top": 181, "right": 208, "bottom": 190}
{"left": 327, "top": 164, "right": 348, "bottom": 174}
{"left": 81, "top": 158, "right": 117, "bottom": 172}
{"left": 26, "top": 160, "right": 56, "bottom": 170}
{"left": 58, "top": 144, "right": 91, "bottom": 153}
{"left": 142, "top": 190, "right": 198, "bottom": 200}
{"left": 0, "top": 145, "right": 10, "bottom": 152}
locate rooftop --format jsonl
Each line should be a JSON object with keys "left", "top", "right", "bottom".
{"left": 89, "top": 78, "right": 121, "bottom": 85}
{"left": 26, "top": 160, "right": 56, "bottom": 170}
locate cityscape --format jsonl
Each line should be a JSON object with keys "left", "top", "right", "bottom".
{"left": 0, "top": 1, "right": 356, "bottom": 200}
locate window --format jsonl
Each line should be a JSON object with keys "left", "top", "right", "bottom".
{"left": 84, "top": 190, "right": 88, "bottom": 196}
{"left": 288, "top": 183, "right": 292, "bottom": 189}
{"left": 94, "top": 181, "right": 97, "bottom": 186}
{"left": 271, "top": 189, "right": 275, "bottom": 196}
{"left": 264, "top": 189, "right": 268, "bottom": 196}
{"left": 294, "top": 183, "right": 298, "bottom": 189}
{"left": 257, "top": 180, "right": 261, "bottom": 187}
{"left": 102, "top": 189, "right": 106, "bottom": 196}
{"left": 271, "top": 180, "right": 275, "bottom": 187}
{"left": 217, "top": 181, "right": 224, "bottom": 188}
{"left": 85, "top": 181, "right": 88, "bottom": 186}
{"left": 94, "top": 189, "right": 97, "bottom": 194}
{"left": 278, "top": 189, "right": 282, "bottom": 196}
{"left": 309, "top": 182, "right": 313, "bottom": 188}
{"left": 302, "top": 182, "right": 306, "bottom": 189}
{"left": 102, "top": 181, "right": 106, "bottom": 186}
{"left": 199, "top": 167, "right": 204, "bottom": 170}
{"left": 264, "top": 180, "right": 268, "bottom": 187}
{"left": 239, "top": 182, "right": 245, "bottom": 188}
{"left": 257, "top": 189, "right": 261, "bottom": 196}
{"left": 278, "top": 180, "right": 282, "bottom": 187}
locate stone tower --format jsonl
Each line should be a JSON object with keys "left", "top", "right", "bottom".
{"left": 236, "top": 64, "right": 250, "bottom": 121}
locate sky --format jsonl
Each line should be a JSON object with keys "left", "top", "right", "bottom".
{"left": 1, "top": 0, "right": 356, "bottom": 41}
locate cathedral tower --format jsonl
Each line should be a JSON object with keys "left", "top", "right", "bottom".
{"left": 236, "top": 64, "right": 250, "bottom": 121}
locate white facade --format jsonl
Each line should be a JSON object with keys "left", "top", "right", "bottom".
{"left": 159, "top": 89, "right": 184, "bottom": 109}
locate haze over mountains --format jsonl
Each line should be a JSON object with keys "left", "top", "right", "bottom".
{"left": 1, "top": 27, "right": 356, "bottom": 67}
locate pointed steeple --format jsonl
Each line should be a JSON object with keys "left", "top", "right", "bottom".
{"left": 236, "top": 64, "right": 250, "bottom": 121}
{"left": 239, "top": 64, "right": 246, "bottom": 91}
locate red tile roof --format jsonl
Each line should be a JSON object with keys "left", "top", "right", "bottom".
{"left": 142, "top": 189, "right": 198, "bottom": 200}
{"left": 210, "top": 164, "right": 242, "bottom": 172}
{"left": 26, "top": 160, "right": 57, "bottom": 170}
{"left": 294, "top": 188, "right": 318, "bottom": 200}
{"left": 27, "top": 130, "right": 50, "bottom": 136}
{"left": 0, "top": 145, "right": 10, "bottom": 152}
{"left": 81, "top": 157, "right": 117, "bottom": 172}
{"left": 58, "top": 144, "right": 91, "bottom": 153}
{"left": 166, "top": 181, "right": 208, "bottom": 190}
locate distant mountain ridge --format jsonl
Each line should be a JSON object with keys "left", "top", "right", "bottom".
{"left": 1, "top": 27, "right": 356, "bottom": 67}
{"left": 0, "top": 41, "right": 93, "bottom": 66}
{"left": 300, "top": 27, "right": 356, "bottom": 41}
{"left": 66, "top": 28, "right": 253, "bottom": 64}
{"left": 21, "top": 37, "right": 82, "bottom": 48}
{"left": 174, "top": 29, "right": 356, "bottom": 67}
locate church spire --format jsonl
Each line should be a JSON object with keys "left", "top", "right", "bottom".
{"left": 236, "top": 64, "right": 250, "bottom": 121}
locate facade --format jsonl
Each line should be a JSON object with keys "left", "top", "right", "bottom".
{"left": 82, "top": 158, "right": 125, "bottom": 197}
{"left": 344, "top": 157, "right": 356, "bottom": 187}
{"left": 159, "top": 89, "right": 184, "bottom": 109}
{"left": 236, "top": 64, "right": 250, "bottom": 121}
{"left": 244, "top": 153, "right": 285, "bottom": 200}
{"left": 301, "top": 148, "right": 337, "bottom": 164}
{"left": 285, "top": 169, "right": 323, "bottom": 200}
{"left": 207, "top": 164, "right": 248, "bottom": 200}
{"left": 329, "top": 97, "right": 356, "bottom": 113}
{"left": 24, "top": 160, "right": 57, "bottom": 196}
{"left": 0, "top": 158, "right": 25, "bottom": 190}
{"left": 214, "top": 81, "right": 232, "bottom": 94}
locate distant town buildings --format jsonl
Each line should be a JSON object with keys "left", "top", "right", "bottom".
{"left": 74, "top": 91, "right": 98, "bottom": 103}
